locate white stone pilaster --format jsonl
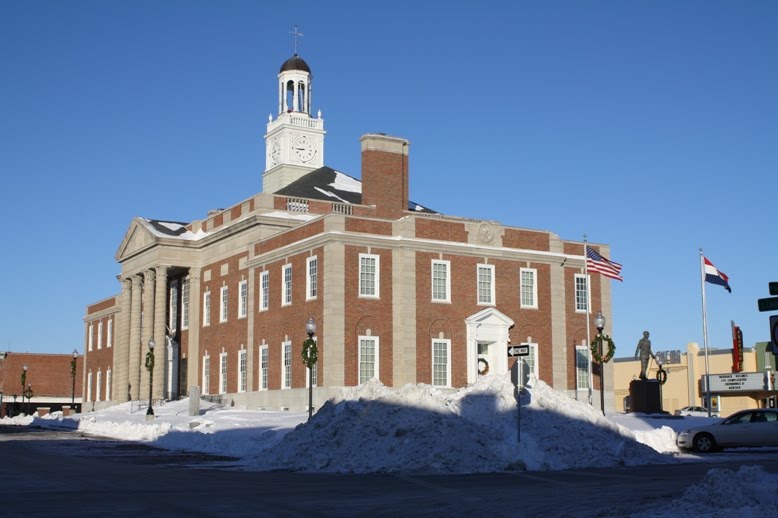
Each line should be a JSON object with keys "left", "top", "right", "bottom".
{"left": 128, "top": 275, "right": 143, "bottom": 400}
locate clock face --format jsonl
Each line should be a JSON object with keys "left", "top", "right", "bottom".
{"left": 270, "top": 139, "right": 281, "bottom": 165}
{"left": 292, "top": 136, "right": 315, "bottom": 163}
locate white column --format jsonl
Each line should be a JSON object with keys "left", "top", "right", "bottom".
{"left": 153, "top": 266, "right": 168, "bottom": 400}
{"left": 114, "top": 278, "right": 132, "bottom": 402}
{"left": 128, "top": 275, "right": 143, "bottom": 400}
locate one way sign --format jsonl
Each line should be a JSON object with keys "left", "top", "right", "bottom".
{"left": 507, "top": 345, "right": 530, "bottom": 357}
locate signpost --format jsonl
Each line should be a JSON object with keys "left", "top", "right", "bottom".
{"left": 758, "top": 296, "right": 778, "bottom": 313}
{"left": 770, "top": 282, "right": 778, "bottom": 296}
{"left": 508, "top": 344, "right": 531, "bottom": 444}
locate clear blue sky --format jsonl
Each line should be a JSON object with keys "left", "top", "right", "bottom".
{"left": 1, "top": 1, "right": 776, "bottom": 358}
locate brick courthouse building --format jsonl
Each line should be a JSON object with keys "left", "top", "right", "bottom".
{"left": 82, "top": 53, "right": 616, "bottom": 411}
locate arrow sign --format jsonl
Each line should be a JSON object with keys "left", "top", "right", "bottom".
{"left": 508, "top": 345, "right": 530, "bottom": 357}
{"left": 770, "top": 282, "right": 778, "bottom": 296}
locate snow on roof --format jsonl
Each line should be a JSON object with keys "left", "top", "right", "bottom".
{"left": 142, "top": 219, "right": 209, "bottom": 241}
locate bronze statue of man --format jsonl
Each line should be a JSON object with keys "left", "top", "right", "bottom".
{"left": 634, "top": 331, "right": 653, "bottom": 380}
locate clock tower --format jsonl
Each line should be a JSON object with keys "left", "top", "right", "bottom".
{"left": 263, "top": 53, "right": 325, "bottom": 193}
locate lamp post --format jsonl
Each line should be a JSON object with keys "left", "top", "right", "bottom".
{"left": 71, "top": 349, "right": 78, "bottom": 409}
{"left": 146, "top": 339, "right": 155, "bottom": 418}
{"left": 302, "top": 317, "right": 318, "bottom": 421}
{"left": 25, "top": 384, "right": 33, "bottom": 415}
{"left": 21, "top": 364, "right": 27, "bottom": 415}
{"left": 594, "top": 311, "right": 606, "bottom": 415}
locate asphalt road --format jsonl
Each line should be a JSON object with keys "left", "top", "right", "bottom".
{"left": 2, "top": 425, "right": 778, "bottom": 517}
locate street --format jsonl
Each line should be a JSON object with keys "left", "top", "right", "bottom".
{"left": 2, "top": 425, "right": 778, "bottom": 517}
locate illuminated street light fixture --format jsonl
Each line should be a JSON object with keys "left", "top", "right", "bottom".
{"left": 146, "top": 339, "right": 156, "bottom": 418}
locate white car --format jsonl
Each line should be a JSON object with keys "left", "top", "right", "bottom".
{"left": 674, "top": 406, "right": 718, "bottom": 418}
{"left": 676, "top": 408, "right": 778, "bottom": 453}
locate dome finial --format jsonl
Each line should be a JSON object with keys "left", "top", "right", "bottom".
{"left": 290, "top": 25, "right": 304, "bottom": 56}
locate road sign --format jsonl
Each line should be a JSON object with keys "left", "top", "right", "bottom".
{"left": 758, "top": 297, "right": 778, "bottom": 312}
{"left": 770, "top": 282, "right": 778, "bottom": 296}
{"left": 508, "top": 345, "right": 530, "bottom": 357}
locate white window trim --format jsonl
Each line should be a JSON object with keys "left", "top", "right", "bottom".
{"left": 238, "top": 280, "right": 248, "bottom": 319}
{"left": 282, "top": 264, "right": 292, "bottom": 306}
{"left": 238, "top": 349, "right": 247, "bottom": 392}
{"left": 574, "top": 274, "right": 590, "bottom": 314}
{"left": 181, "top": 277, "right": 190, "bottom": 330}
{"left": 575, "top": 344, "right": 591, "bottom": 391}
{"left": 107, "top": 318, "right": 113, "bottom": 348}
{"left": 359, "top": 253, "right": 380, "bottom": 299}
{"left": 86, "top": 371, "right": 93, "bottom": 402}
{"left": 220, "top": 285, "right": 229, "bottom": 323}
{"left": 97, "top": 321, "right": 103, "bottom": 350}
{"left": 88, "top": 323, "right": 93, "bottom": 351}
{"left": 203, "top": 291, "right": 211, "bottom": 327}
{"left": 105, "top": 368, "right": 112, "bottom": 401}
{"left": 282, "top": 340, "right": 292, "bottom": 389}
{"left": 202, "top": 354, "right": 210, "bottom": 395}
{"left": 219, "top": 352, "right": 228, "bottom": 394}
{"left": 358, "top": 335, "right": 380, "bottom": 384}
{"left": 477, "top": 264, "right": 496, "bottom": 306}
{"left": 96, "top": 369, "right": 102, "bottom": 402}
{"left": 431, "top": 260, "right": 451, "bottom": 303}
{"left": 431, "top": 339, "right": 452, "bottom": 387}
{"left": 306, "top": 256, "right": 318, "bottom": 301}
{"left": 169, "top": 280, "right": 179, "bottom": 332}
{"left": 259, "top": 345, "right": 269, "bottom": 390}
{"left": 259, "top": 271, "right": 269, "bottom": 312}
{"left": 520, "top": 267, "right": 538, "bottom": 309}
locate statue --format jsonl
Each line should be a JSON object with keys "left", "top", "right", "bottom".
{"left": 634, "top": 331, "right": 653, "bottom": 380}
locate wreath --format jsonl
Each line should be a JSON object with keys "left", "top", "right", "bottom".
{"left": 656, "top": 368, "right": 667, "bottom": 385}
{"left": 145, "top": 350, "right": 155, "bottom": 372}
{"left": 301, "top": 338, "right": 318, "bottom": 368}
{"left": 590, "top": 334, "right": 616, "bottom": 363}
{"left": 478, "top": 358, "right": 489, "bottom": 375}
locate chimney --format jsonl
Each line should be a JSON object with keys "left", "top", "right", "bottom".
{"left": 360, "top": 134, "right": 409, "bottom": 219}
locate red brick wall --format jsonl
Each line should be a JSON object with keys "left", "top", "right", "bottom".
{"left": 256, "top": 220, "right": 325, "bottom": 255}
{"left": 415, "top": 219, "right": 468, "bottom": 242}
{"left": 361, "top": 145, "right": 409, "bottom": 220}
{"left": 345, "top": 217, "right": 393, "bottom": 235}
{"left": 252, "top": 248, "right": 324, "bottom": 391}
{"left": 0, "top": 353, "right": 82, "bottom": 398}
{"left": 86, "top": 296, "right": 117, "bottom": 315}
{"left": 502, "top": 229, "right": 551, "bottom": 251}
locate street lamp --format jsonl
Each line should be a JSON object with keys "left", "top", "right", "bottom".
{"left": 24, "top": 384, "right": 33, "bottom": 415}
{"left": 302, "top": 317, "right": 318, "bottom": 421}
{"left": 21, "top": 364, "right": 28, "bottom": 415}
{"left": 145, "top": 339, "right": 155, "bottom": 418}
{"left": 594, "top": 311, "right": 606, "bottom": 416}
{"left": 71, "top": 349, "right": 78, "bottom": 409}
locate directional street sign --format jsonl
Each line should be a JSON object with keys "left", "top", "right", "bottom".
{"left": 770, "top": 315, "right": 778, "bottom": 354}
{"left": 770, "top": 282, "right": 778, "bottom": 296}
{"left": 758, "top": 297, "right": 778, "bottom": 312}
{"left": 508, "top": 345, "right": 530, "bottom": 357}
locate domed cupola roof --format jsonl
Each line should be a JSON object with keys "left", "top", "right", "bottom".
{"left": 280, "top": 54, "right": 311, "bottom": 74}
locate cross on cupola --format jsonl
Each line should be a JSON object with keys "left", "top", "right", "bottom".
{"left": 290, "top": 25, "right": 303, "bottom": 55}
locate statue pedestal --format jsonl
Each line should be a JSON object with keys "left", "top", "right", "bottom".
{"left": 629, "top": 380, "right": 663, "bottom": 414}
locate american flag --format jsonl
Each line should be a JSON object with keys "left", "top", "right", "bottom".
{"left": 586, "top": 246, "right": 623, "bottom": 282}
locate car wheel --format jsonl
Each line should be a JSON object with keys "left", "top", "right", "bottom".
{"left": 693, "top": 433, "right": 717, "bottom": 453}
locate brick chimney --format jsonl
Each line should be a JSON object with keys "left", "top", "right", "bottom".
{"left": 360, "top": 134, "right": 409, "bottom": 219}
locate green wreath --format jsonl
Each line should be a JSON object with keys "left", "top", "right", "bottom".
{"left": 478, "top": 358, "right": 489, "bottom": 375}
{"left": 591, "top": 334, "right": 616, "bottom": 363}
{"left": 301, "top": 338, "right": 318, "bottom": 368}
{"left": 145, "top": 350, "right": 155, "bottom": 373}
{"left": 656, "top": 368, "right": 668, "bottom": 385}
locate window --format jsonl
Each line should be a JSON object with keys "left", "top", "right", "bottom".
{"left": 96, "top": 370, "right": 102, "bottom": 402}
{"left": 576, "top": 345, "right": 590, "bottom": 391}
{"left": 520, "top": 268, "right": 537, "bottom": 309}
{"left": 306, "top": 256, "right": 318, "bottom": 300}
{"left": 358, "top": 336, "right": 379, "bottom": 384}
{"left": 477, "top": 264, "right": 495, "bottom": 305}
{"left": 517, "top": 343, "right": 539, "bottom": 388}
{"left": 282, "top": 264, "right": 292, "bottom": 306}
{"left": 219, "top": 352, "right": 228, "bottom": 394}
{"left": 259, "top": 345, "right": 269, "bottom": 390}
{"left": 107, "top": 318, "right": 113, "bottom": 348}
{"left": 239, "top": 280, "right": 248, "bottom": 318}
{"left": 359, "top": 254, "right": 379, "bottom": 298}
{"left": 431, "top": 260, "right": 450, "bottom": 303}
{"left": 239, "top": 349, "right": 247, "bottom": 392}
{"left": 220, "top": 286, "right": 229, "bottom": 322}
{"left": 169, "top": 280, "right": 179, "bottom": 332}
{"left": 282, "top": 341, "right": 292, "bottom": 388}
{"left": 203, "top": 291, "right": 211, "bottom": 326}
{"left": 181, "top": 277, "right": 190, "bottom": 330}
{"left": 260, "top": 271, "right": 269, "bottom": 311}
{"left": 87, "top": 371, "right": 93, "bottom": 402}
{"left": 432, "top": 339, "right": 451, "bottom": 387}
{"left": 202, "top": 354, "right": 210, "bottom": 395}
{"left": 575, "top": 274, "right": 589, "bottom": 313}
{"left": 97, "top": 321, "right": 103, "bottom": 350}
{"left": 105, "top": 368, "right": 112, "bottom": 401}
{"left": 88, "top": 323, "right": 93, "bottom": 351}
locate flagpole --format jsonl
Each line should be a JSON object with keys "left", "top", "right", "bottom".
{"left": 584, "top": 235, "right": 592, "bottom": 406}
{"left": 699, "top": 248, "right": 712, "bottom": 417}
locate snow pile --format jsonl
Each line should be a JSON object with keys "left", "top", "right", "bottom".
{"left": 633, "top": 465, "right": 778, "bottom": 517}
{"left": 247, "top": 374, "right": 669, "bottom": 473}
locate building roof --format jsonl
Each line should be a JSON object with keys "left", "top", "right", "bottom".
{"left": 280, "top": 54, "right": 311, "bottom": 74}
{"left": 275, "top": 166, "right": 436, "bottom": 213}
